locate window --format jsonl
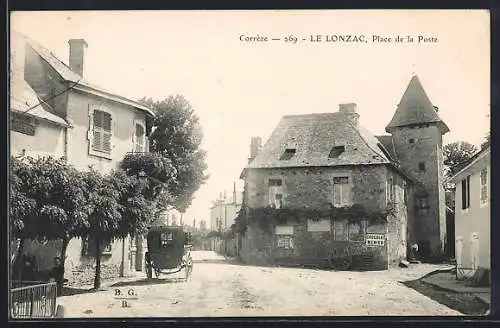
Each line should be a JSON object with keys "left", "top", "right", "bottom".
{"left": 280, "top": 148, "right": 296, "bottom": 160}
{"left": 409, "top": 138, "right": 415, "bottom": 144}
{"left": 416, "top": 196, "right": 429, "bottom": 209}
{"left": 160, "top": 232, "right": 174, "bottom": 246}
{"left": 418, "top": 162, "right": 426, "bottom": 171}
{"left": 387, "top": 177, "right": 395, "bottom": 203}
{"left": 329, "top": 145, "right": 346, "bottom": 158}
{"left": 89, "top": 109, "right": 112, "bottom": 154}
{"left": 11, "top": 113, "right": 36, "bottom": 136}
{"left": 275, "top": 225, "right": 294, "bottom": 249}
{"left": 333, "top": 220, "right": 347, "bottom": 241}
{"left": 480, "top": 167, "right": 488, "bottom": 205}
{"left": 307, "top": 219, "right": 331, "bottom": 232}
{"left": 276, "top": 235, "right": 294, "bottom": 249}
{"left": 134, "top": 123, "right": 145, "bottom": 152}
{"left": 269, "top": 178, "right": 283, "bottom": 208}
{"left": 461, "top": 176, "right": 471, "bottom": 210}
{"left": 332, "top": 176, "right": 352, "bottom": 207}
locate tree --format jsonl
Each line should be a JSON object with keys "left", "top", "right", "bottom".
{"left": 138, "top": 95, "right": 209, "bottom": 212}
{"left": 481, "top": 132, "right": 490, "bottom": 149}
{"left": 9, "top": 156, "right": 90, "bottom": 285}
{"left": 443, "top": 141, "right": 478, "bottom": 176}
{"left": 120, "top": 152, "right": 177, "bottom": 217}
{"left": 10, "top": 156, "right": 37, "bottom": 276}
{"left": 81, "top": 168, "right": 122, "bottom": 290}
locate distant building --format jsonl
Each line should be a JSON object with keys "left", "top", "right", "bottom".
{"left": 210, "top": 186, "right": 242, "bottom": 232}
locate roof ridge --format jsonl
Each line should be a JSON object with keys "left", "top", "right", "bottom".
{"left": 282, "top": 112, "right": 342, "bottom": 118}
{"left": 345, "top": 116, "right": 389, "bottom": 163}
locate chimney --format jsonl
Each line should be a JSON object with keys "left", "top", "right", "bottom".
{"left": 233, "top": 181, "right": 237, "bottom": 204}
{"left": 68, "top": 39, "right": 88, "bottom": 77}
{"left": 339, "top": 103, "right": 360, "bottom": 129}
{"left": 248, "top": 137, "right": 262, "bottom": 163}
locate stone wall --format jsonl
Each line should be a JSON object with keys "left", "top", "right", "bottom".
{"left": 245, "top": 165, "right": 390, "bottom": 211}
{"left": 242, "top": 164, "right": 409, "bottom": 268}
{"left": 238, "top": 222, "right": 389, "bottom": 271}
{"left": 390, "top": 125, "right": 446, "bottom": 259}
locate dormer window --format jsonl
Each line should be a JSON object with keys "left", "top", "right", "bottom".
{"left": 280, "top": 140, "right": 297, "bottom": 160}
{"left": 329, "top": 145, "right": 345, "bottom": 158}
{"left": 280, "top": 148, "right": 296, "bottom": 160}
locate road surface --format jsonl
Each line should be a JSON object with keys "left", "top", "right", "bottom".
{"left": 57, "top": 251, "right": 461, "bottom": 317}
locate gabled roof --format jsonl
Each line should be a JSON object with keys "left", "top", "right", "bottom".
{"left": 376, "top": 135, "right": 398, "bottom": 162}
{"left": 386, "top": 75, "right": 449, "bottom": 134}
{"left": 14, "top": 31, "right": 155, "bottom": 118}
{"left": 10, "top": 73, "right": 70, "bottom": 127}
{"left": 449, "top": 144, "right": 490, "bottom": 182}
{"left": 246, "top": 112, "right": 391, "bottom": 169}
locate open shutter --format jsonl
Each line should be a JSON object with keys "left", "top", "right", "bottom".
{"left": 102, "top": 112, "right": 112, "bottom": 153}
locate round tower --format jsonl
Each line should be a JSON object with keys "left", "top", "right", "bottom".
{"left": 386, "top": 75, "right": 450, "bottom": 260}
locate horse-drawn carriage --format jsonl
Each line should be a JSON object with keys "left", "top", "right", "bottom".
{"left": 145, "top": 226, "right": 194, "bottom": 281}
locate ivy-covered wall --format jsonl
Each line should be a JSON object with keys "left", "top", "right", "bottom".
{"left": 239, "top": 164, "right": 410, "bottom": 269}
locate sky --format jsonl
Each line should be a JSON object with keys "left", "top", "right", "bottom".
{"left": 11, "top": 10, "right": 490, "bottom": 227}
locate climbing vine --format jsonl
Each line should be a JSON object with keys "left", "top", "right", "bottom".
{"left": 231, "top": 203, "right": 397, "bottom": 235}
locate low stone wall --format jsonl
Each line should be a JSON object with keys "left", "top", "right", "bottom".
{"left": 67, "top": 263, "right": 121, "bottom": 286}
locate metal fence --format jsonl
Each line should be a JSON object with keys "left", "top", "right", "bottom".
{"left": 10, "top": 281, "right": 57, "bottom": 319}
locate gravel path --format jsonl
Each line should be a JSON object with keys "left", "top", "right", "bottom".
{"left": 57, "top": 251, "right": 461, "bottom": 317}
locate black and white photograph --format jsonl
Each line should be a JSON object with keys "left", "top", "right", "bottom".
{"left": 8, "top": 10, "right": 491, "bottom": 318}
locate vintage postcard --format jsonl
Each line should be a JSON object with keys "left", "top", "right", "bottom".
{"left": 9, "top": 10, "right": 490, "bottom": 319}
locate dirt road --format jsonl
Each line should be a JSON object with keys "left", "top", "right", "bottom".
{"left": 57, "top": 251, "right": 461, "bottom": 317}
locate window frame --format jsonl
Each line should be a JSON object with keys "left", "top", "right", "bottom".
{"left": 461, "top": 175, "right": 471, "bottom": 211}
{"left": 88, "top": 105, "right": 114, "bottom": 159}
{"left": 132, "top": 120, "right": 146, "bottom": 153}
{"left": 331, "top": 172, "right": 353, "bottom": 208}
{"left": 328, "top": 145, "right": 346, "bottom": 158}
{"left": 268, "top": 178, "right": 284, "bottom": 208}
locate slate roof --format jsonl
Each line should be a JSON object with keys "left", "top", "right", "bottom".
{"left": 376, "top": 135, "right": 398, "bottom": 162}
{"left": 246, "top": 112, "right": 391, "bottom": 169}
{"left": 385, "top": 75, "right": 449, "bottom": 134}
{"left": 13, "top": 31, "right": 155, "bottom": 118}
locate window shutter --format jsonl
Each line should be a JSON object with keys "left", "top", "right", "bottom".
{"left": 103, "top": 112, "right": 112, "bottom": 132}
{"left": 93, "top": 130, "right": 102, "bottom": 151}
{"left": 466, "top": 176, "right": 471, "bottom": 208}
{"left": 461, "top": 179, "right": 467, "bottom": 209}
{"left": 103, "top": 132, "right": 112, "bottom": 153}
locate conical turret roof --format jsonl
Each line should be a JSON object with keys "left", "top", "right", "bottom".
{"left": 386, "top": 75, "right": 449, "bottom": 134}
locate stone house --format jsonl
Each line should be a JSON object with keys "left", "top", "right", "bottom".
{"left": 10, "top": 31, "right": 155, "bottom": 284}
{"left": 238, "top": 76, "right": 449, "bottom": 269}
{"left": 450, "top": 143, "right": 490, "bottom": 274}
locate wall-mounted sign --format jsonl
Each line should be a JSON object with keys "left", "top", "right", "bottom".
{"left": 366, "top": 233, "right": 385, "bottom": 247}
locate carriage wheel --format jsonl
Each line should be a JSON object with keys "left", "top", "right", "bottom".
{"left": 328, "top": 245, "right": 353, "bottom": 271}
